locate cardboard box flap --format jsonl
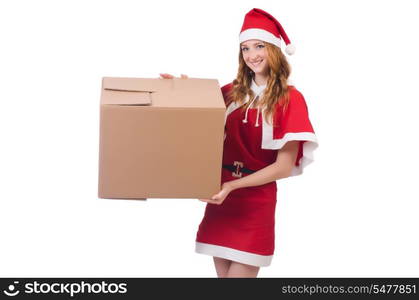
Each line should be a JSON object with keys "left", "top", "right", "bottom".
{"left": 103, "top": 77, "right": 158, "bottom": 92}
{"left": 101, "top": 90, "right": 152, "bottom": 106}
{"left": 154, "top": 78, "right": 225, "bottom": 108}
{"left": 102, "top": 77, "right": 154, "bottom": 105}
{"left": 101, "top": 77, "right": 225, "bottom": 108}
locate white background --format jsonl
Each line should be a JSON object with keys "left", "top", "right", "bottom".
{"left": 1, "top": 0, "right": 418, "bottom": 277}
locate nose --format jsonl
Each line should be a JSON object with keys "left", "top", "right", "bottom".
{"left": 247, "top": 50, "right": 260, "bottom": 61}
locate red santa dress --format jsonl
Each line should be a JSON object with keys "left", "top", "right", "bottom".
{"left": 195, "top": 79, "right": 318, "bottom": 267}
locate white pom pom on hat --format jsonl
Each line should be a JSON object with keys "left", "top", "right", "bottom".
{"left": 239, "top": 8, "right": 295, "bottom": 55}
{"left": 285, "top": 43, "right": 296, "bottom": 55}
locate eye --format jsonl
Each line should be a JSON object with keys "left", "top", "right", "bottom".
{"left": 257, "top": 44, "right": 265, "bottom": 48}
{"left": 241, "top": 47, "right": 248, "bottom": 51}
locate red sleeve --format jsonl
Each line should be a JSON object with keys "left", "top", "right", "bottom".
{"left": 263, "top": 87, "right": 319, "bottom": 177}
{"left": 273, "top": 87, "right": 315, "bottom": 139}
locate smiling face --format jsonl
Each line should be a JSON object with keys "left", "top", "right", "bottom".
{"left": 240, "top": 39, "right": 269, "bottom": 77}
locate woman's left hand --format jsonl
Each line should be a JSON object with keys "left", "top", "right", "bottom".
{"left": 198, "top": 182, "right": 234, "bottom": 205}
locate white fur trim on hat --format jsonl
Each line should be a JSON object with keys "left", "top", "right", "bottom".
{"left": 239, "top": 28, "right": 281, "bottom": 48}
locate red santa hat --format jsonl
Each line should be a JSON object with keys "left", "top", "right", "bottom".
{"left": 239, "top": 8, "right": 296, "bottom": 55}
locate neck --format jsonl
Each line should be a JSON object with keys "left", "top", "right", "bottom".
{"left": 254, "top": 73, "right": 268, "bottom": 86}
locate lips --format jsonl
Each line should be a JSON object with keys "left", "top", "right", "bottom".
{"left": 251, "top": 59, "right": 263, "bottom": 68}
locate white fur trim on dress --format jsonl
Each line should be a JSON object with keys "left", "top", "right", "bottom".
{"left": 261, "top": 119, "right": 319, "bottom": 177}
{"left": 195, "top": 242, "right": 273, "bottom": 267}
{"left": 239, "top": 28, "right": 281, "bottom": 48}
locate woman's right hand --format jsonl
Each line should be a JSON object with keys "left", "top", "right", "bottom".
{"left": 159, "top": 73, "right": 188, "bottom": 79}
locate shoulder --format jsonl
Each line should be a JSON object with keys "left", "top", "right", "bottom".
{"left": 221, "top": 82, "right": 234, "bottom": 95}
{"left": 221, "top": 81, "right": 234, "bottom": 104}
{"left": 286, "top": 85, "right": 308, "bottom": 109}
{"left": 274, "top": 85, "right": 308, "bottom": 117}
{"left": 287, "top": 85, "right": 305, "bottom": 101}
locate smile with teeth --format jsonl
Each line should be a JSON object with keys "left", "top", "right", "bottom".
{"left": 251, "top": 59, "right": 263, "bottom": 67}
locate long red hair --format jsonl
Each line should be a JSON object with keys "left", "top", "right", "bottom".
{"left": 226, "top": 42, "right": 292, "bottom": 125}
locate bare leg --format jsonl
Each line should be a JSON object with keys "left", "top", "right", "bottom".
{"left": 226, "top": 261, "right": 260, "bottom": 278}
{"left": 213, "top": 257, "right": 232, "bottom": 278}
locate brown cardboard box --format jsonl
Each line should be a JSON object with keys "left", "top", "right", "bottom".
{"left": 98, "top": 77, "right": 225, "bottom": 200}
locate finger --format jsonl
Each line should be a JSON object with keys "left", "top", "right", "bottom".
{"left": 205, "top": 199, "right": 221, "bottom": 205}
{"left": 199, "top": 198, "right": 216, "bottom": 204}
{"left": 180, "top": 74, "right": 189, "bottom": 79}
{"left": 159, "top": 73, "right": 174, "bottom": 79}
{"left": 210, "top": 200, "right": 222, "bottom": 205}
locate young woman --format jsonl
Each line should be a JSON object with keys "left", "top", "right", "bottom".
{"left": 160, "top": 8, "right": 318, "bottom": 278}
